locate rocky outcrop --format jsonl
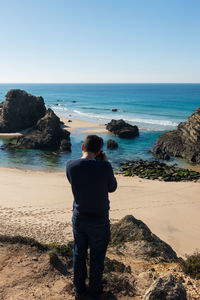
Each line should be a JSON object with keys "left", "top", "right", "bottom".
{"left": 110, "top": 215, "right": 178, "bottom": 263}
{"left": 0, "top": 89, "right": 46, "bottom": 132}
{"left": 106, "top": 139, "right": 118, "bottom": 149}
{"left": 144, "top": 274, "right": 187, "bottom": 300}
{"left": 4, "top": 109, "right": 71, "bottom": 151}
{"left": 106, "top": 119, "right": 139, "bottom": 139}
{"left": 153, "top": 108, "right": 200, "bottom": 164}
{"left": 0, "top": 216, "right": 200, "bottom": 300}
{"left": 120, "top": 159, "right": 200, "bottom": 181}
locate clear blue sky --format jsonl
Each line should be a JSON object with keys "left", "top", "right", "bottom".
{"left": 0, "top": 0, "right": 200, "bottom": 83}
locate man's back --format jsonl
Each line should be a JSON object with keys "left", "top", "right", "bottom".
{"left": 66, "top": 158, "right": 117, "bottom": 219}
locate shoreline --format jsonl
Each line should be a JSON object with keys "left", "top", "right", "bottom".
{"left": 1, "top": 117, "right": 200, "bottom": 257}
{"left": 0, "top": 117, "right": 107, "bottom": 139}
{"left": 1, "top": 116, "right": 200, "bottom": 173}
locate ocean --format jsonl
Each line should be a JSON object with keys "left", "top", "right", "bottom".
{"left": 0, "top": 83, "right": 200, "bottom": 171}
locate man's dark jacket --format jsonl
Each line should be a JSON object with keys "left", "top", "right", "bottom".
{"left": 66, "top": 158, "right": 117, "bottom": 220}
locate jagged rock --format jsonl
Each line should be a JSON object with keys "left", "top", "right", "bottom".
{"left": 110, "top": 215, "right": 178, "bottom": 263}
{"left": 106, "top": 119, "right": 139, "bottom": 139}
{"left": 0, "top": 101, "right": 4, "bottom": 109}
{"left": 153, "top": 108, "right": 200, "bottom": 164}
{"left": 107, "top": 139, "right": 118, "bottom": 149}
{"left": 0, "top": 89, "right": 46, "bottom": 132}
{"left": 144, "top": 274, "right": 187, "bottom": 300}
{"left": 4, "top": 109, "right": 71, "bottom": 151}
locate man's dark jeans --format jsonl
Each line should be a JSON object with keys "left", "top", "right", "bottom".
{"left": 72, "top": 216, "right": 110, "bottom": 300}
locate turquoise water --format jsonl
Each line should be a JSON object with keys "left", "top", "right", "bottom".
{"left": 0, "top": 84, "right": 200, "bottom": 171}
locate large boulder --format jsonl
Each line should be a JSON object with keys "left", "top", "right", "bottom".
{"left": 0, "top": 89, "right": 46, "bottom": 133}
{"left": 144, "top": 274, "right": 187, "bottom": 300}
{"left": 153, "top": 108, "right": 200, "bottom": 163}
{"left": 4, "top": 109, "right": 71, "bottom": 151}
{"left": 110, "top": 215, "right": 178, "bottom": 263}
{"left": 107, "top": 139, "right": 118, "bottom": 149}
{"left": 106, "top": 119, "right": 139, "bottom": 139}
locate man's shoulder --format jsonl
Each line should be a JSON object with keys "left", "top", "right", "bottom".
{"left": 66, "top": 158, "right": 82, "bottom": 169}
{"left": 66, "top": 158, "right": 111, "bottom": 168}
{"left": 97, "top": 160, "right": 112, "bottom": 168}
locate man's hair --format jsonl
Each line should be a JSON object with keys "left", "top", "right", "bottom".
{"left": 83, "top": 135, "right": 103, "bottom": 154}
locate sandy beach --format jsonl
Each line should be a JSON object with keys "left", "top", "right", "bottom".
{"left": 0, "top": 117, "right": 200, "bottom": 259}
{"left": 60, "top": 117, "right": 107, "bottom": 134}
{"left": 0, "top": 167, "right": 200, "bottom": 258}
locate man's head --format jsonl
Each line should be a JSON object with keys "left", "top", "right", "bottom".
{"left": 82, "top": 135, "right": 103, "bottom": 155}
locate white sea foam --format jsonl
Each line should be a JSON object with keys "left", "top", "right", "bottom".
{"left": 73, "top": 109, "right": 178, "bottom": 128}
{"left": 51, "top": 106, "right": 68, "bottom": 111}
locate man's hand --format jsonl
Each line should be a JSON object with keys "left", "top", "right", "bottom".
{"left": 102, "top": 152, "right": 108, "bottom": 161}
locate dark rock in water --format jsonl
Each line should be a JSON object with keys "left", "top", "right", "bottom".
{"left": 153, "top": 108, "right": 200, "bottom": 164}
{"left": 0, "top": 89, "right": 46, "bottom": 133}
{"left": 144, "top": 274, "right": 187, "bottom": 300}
{"left": 107, "top": 139, "right": 118, "bottom": 149}
{"left": 106, "top": 119, "right": 139, "bottom": 139}
{"left": 111, "top": 109, "right": 119, "bottom": 112}
{"left": 120, "top": 159, "right": 200, "bottom": 182}
{"left": 110, "top": 215, "right": 178, "bottom": 263}
{"left": 72, "top": 101, "right": 76, "bottom": 103}
{"left": 4, "top": 109, "right": 71, "bottom": 152}
{"left": 60, "top": 139, "right": 71, "bottom": 151}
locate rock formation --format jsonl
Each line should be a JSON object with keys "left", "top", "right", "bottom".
{"left": 110, "top": 215, "right": 178, "bottom": 263}
{"left": 106, "top": 139, "right": 118, "bottom": 149}
{"left": 106, "top": 119, "right": 139, "bottom": 139}
{"left": 4, "top": 109, "right": 71, "bottom": 151}
{"left": 1, "top": 215, "right": 199, "bottom": 299}
{"left": 0, "top": 89, "right": 46, "bottom": 132}
{"left": 144, "top": 274, "right": 187, "bottom": 300}
{"left": 153, "top": 108, "right": 200, "bottom": 164}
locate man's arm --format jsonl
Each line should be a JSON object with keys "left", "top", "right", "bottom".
{"left": 101, "top": 152, "right": 117, "bottom": 193}
{"left": 107, "top": 162, "right": 117, "bottom": 193}
{"left": 66, "top": 161, "right": 71, "bottom": 183}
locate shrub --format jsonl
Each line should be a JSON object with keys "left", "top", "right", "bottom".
{"left": 181, "top": 251, "right": 200, "bottom": 279}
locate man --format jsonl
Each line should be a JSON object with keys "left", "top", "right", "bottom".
{"left": 66, "top": 135, "right": 117, "bottom": 300}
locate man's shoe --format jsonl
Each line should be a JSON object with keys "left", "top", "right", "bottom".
{"left": 100, "top": 291, "right": 115, "bottom": 300}
{"left": 75, "top": 291, "right": 89, "bottom": 300}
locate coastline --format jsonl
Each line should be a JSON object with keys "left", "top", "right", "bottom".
{"left": 1, "top": 117, "right": 200, "bottom": 258}
{"left": 0, "top": 117, "right": 107, "bottom": 139}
